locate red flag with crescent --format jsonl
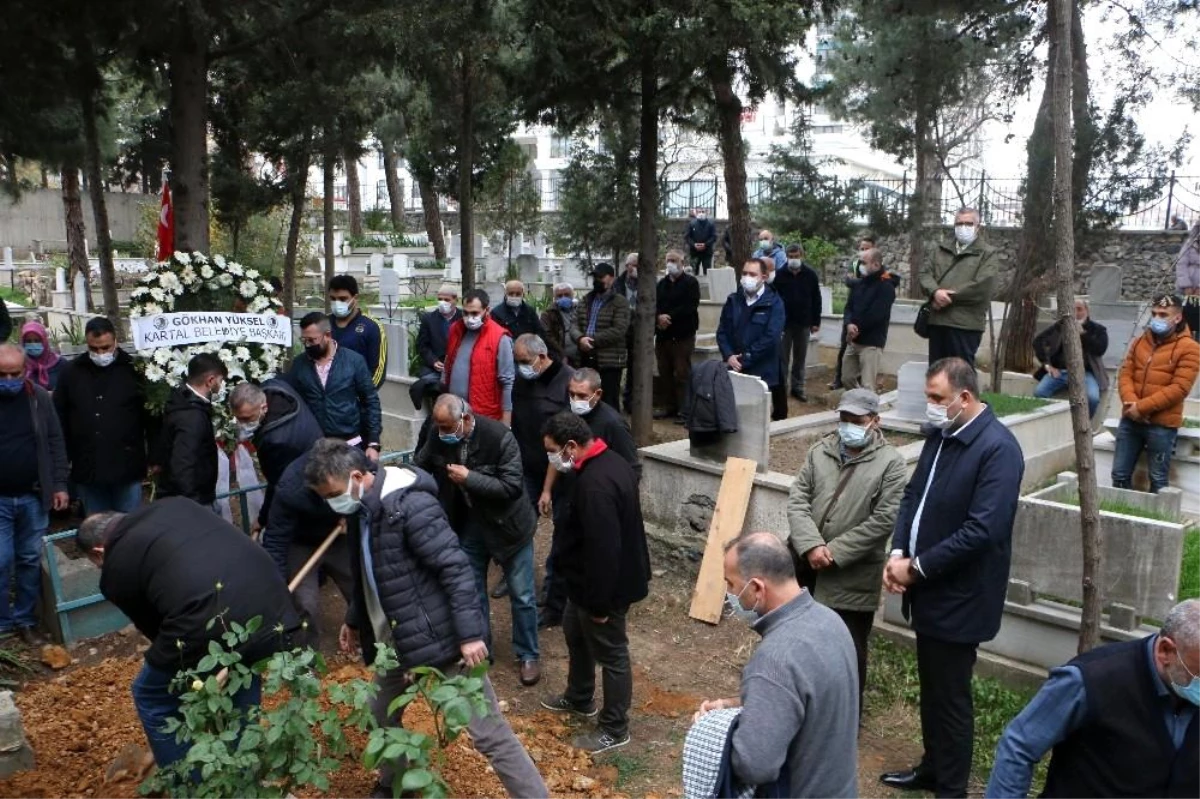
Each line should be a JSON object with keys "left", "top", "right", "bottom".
{"left": 156, "top": 183, "right": 174, "bottom": 261}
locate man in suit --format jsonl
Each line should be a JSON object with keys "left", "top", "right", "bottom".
{"left": 684, "top": 207, "right": 717, "bottom": 275}
{"left": 879, "top": 357, "right": 1024, "bottom": 797}
{"left": 412, "top": 284, "right": 462, "bottom": 410}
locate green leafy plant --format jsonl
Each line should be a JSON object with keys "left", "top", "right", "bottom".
{"left": 55, "top": 320, "right": 85, "bottom": 347}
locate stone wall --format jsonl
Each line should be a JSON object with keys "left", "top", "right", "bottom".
{"left": 874, "top": 226, "right": 1189, "bottom": 301}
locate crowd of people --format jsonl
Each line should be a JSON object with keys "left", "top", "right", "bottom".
{"left": 0, "top": 215, "right": 1197, "bottom": 798}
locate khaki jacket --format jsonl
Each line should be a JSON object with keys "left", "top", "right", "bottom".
{"left": 786, "top": 431, "right": 908, "bottom": 612}
{"left": 919, "top": 237, "right": 998, "bottom": 332}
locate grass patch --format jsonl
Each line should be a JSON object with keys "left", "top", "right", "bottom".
{"left": 867, "top": 637, "right": 1046, "bottom": 791}
{"left": 609, "top": 753, "right": 650, "bottom": 790}
{"left": 1180, "top": 527, "right": 1199, "bottom": 601}
{"left": 1184, "top": 417, "right": 1200, "bottom": 429}
{"left": 0, "top": 286, "right": 31, "bottom": 306}
{"left": 981, "top": 392, "right": 1050, "bottom": 417}
{"left": 1054, "top": 493, "right": 1179, "bottom": 522}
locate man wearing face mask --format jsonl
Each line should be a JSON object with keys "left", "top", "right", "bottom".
{"left": 570, "top": 263, "right": 630, "bottom": 410}
{"left": 785, "top": 389, "right": 907, "bottom": 713}
{"left": 287, "top": 313, "right": 383, "bottom": 460}
{"left": 716, "top": 260, "right": 786, "bottom": 419}
{"left": 511, "top": 334, "right": 572, "bottom": 506}
{"left": 880, "top": 357, "right": 1023, "bottom": 797}
{"left": 414, "top": 395, "right": 541, "bottom": 687}
{"left": 920, "top": 208, "right": 997, "bottom": 367}
{"left": 54, "top": 316, "right": 149, "bottom": 515}
{"left": 615, "top": 254, "right": 641, "bottom": 413}
{"left": 327, "top": 274, "right": 387, "bottom": 387}
{"left": 443, "top": 289, "right": 516, "bottom": 426}
{"left": 986, "top": 598, "right": 1199, "bottom": 798}
{"left": 830, "top": 235, "right": 876, "bottom": 390}
{"left": 540, "top": 283, "right": 579, "bottom": 365}
{"left": 153, "top": 353, "right": 228, "bottom": 509}
{"left": 0, "top": 343, "right": 68, "bottom": 645}
{"left": 685, "top": 207, "right": 717, "bottom": 275}
{"left": 654, "top": 250, "right": 701, "bottom": 422}
{"left": 307, "top": 439, "right": 548, "bottom": 798}
{"left": 841, "top": 248, "right": 898, "bottom": 392}
{"left": 413, "top": 284, "right": 462, "bottom": 410}
{"left": 539, "top": 411, "right": 649, "bottom": 755}
{"left": 1111, "top": 293, "right": 1199, "bottom": 493}
{"left": 229, "top": 379, "right": 322, "bottom": 534}
{"left": 694, "top": 532, "right": 859, "bottom": 797}
{"left": 772, "top": 243, "right": 822, "bottom": 403}
{"left": 752, "top": 230, "right": 787, "bottom": 272}
{"left": 492, "top": 280, "right": 546, "bottom": 342}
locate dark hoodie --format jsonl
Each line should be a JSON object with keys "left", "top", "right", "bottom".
{"left": 155, "top": 385, "right": 218, "bottom": 506}
{"left": 253, "top": 377, "right": 323, "bottom": 526}
{"left": 844, "top": 268, "right": 900, "bottom": 348}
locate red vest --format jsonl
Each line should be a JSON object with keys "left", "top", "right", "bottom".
{"left": 443, "top": 317, "right": 509, "bottom": 420}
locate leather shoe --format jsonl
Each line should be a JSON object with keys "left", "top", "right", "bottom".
{"left": 538, "top": 612, "right": 563, "bottom": 629}
{"left": 519, "top": 659, "right": 541, "bottom": 686}
{"left": 879, "top": 767, "right": 936, "bottom": 792}
{"left": 490, "top": 577, "right": 510, "bottom": 599}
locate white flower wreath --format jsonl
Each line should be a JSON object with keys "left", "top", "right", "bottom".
{"left": 130, "top": 251, "right": 287, "bottom": 444}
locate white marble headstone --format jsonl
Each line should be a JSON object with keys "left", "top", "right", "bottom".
{"left": 1090, "top": 265, "right": 1122, "bottom": 304}
{"left": 708, "top": 267, "right": 737, "bottom": 301}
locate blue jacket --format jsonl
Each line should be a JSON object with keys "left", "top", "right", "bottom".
{"left": 890, "top": 406, "right": 1024, "bottom": 644}
{"left": 716, "top": 288, "right": 786, "bottom": 388}
{"left": 752, "top": 243, "right": 787, "bottom": 271}
{"left": 285, "top": 345, "right": 382, "bottom": 443}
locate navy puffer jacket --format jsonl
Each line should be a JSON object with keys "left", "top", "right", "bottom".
{"left": 347, "top": 466, "right": 486, "bottom": 670}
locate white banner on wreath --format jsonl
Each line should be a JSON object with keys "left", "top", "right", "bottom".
{"left": 132, "top": 312, "right": 292, "bottom": 350}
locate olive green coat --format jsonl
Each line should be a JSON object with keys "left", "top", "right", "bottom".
{"left": 785, "top": 431, "right": 908, "bottom": 612}
{"left": 919, "top": 236, "right": 998, "bottom": 332}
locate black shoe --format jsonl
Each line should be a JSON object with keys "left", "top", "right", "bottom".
{"left": 879, "top": 767, "right": 936, "bottom": 792}
{"left": 652, "top": 409, "right": 670, "bottom": 419}
{"left": 540, "top": 695, "right": 599, "bottom": 718}
{"left": 538, "top": 612, "right": 563, "bottom": 629}
{"left": 17, "top": 627, "right": 40, "bottom": 647}
{"left": 490, "top": 577, "right": 510, "bottom": 599}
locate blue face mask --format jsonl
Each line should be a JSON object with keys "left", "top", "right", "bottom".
{"left": 838, "top": 421, "right": 872, "bottom": 449}
{"left": 1149, "top": 317, "right": 1173, "bottom": 336}
{"left": 439, "top": 416, "right": 465, "bottom": 445}
{"left": 555, "top": 297, "right": 574, "bottom": 311}
{"left": 0, "top": 378, "right": 25, "bottom": 396}
{"left": 725, "top": 581, "right": 762, "bottom": 623}
{"left": 23, "top": 342, "right": 44, "bottom": 358}
{"left": 1172, "top": 650, "right": 1200, "bottom": 706}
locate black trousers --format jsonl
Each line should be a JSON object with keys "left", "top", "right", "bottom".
{"left": 563, "top": 601, "right": 632, "bottom": 737}
{"left": 916, "top": 634, "right": 979, "bottom": 798}
{"left": 927, "top": 325, "right": 983, "bottom": 369}
{"left": 599, "top": 367, "right": 622, "bottom": 410}
{"left": 770, "top": 385, "right": 788, "bottom": 421}
{"left": 834, "top": 321, "right": 850, "bottom": 386}
{"left": 791, "top": 556, "right": 872, "bottom": 715}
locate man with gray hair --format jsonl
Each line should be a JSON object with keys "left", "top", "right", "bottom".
{"left": 541, "top": 282, "right": 579, "bottom": 365}
{"left": 920, "top": 207, "right": 997, "bottom": 367}
{"left": 694, "top": 532, "right": 859, "bottom": 797}
{"left": 986, "top": 599, "right": 1199, "bottom": 797}
{"left": 493, "top": 280, "right": 546, "bottom": 342}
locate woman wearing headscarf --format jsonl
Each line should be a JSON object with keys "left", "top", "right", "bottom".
{"left": 1176, "top": 222, "right": 1200, "bottom": 340}
{"left": 21, "top": 320, "right": 64, "bottom": 391}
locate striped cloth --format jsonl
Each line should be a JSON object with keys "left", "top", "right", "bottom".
{"left": 682, "top": 707, "right": 754, "bottom": 799}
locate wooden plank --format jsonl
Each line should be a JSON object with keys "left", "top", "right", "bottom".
{"left": 688, "top": 457, "right": 758, "bottom": 624}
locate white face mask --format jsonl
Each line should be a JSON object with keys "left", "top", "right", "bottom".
{"left": 759, "top": 239, "right": 772, "bottom": 250}
{"left": 547, "top": 446, "right": 574, "bottom": 473}
{"left": 696, "top": 213, "right": 707, "bottom": 221}
{"left": 925, "top": 396, "right": 964, "bottom": 430}
{"left": 89, "top": 351, "right": 116, "bottom": 368}
{"left": 437, "top": 300, "right": 454, "bottom": 315}
{"left": 505, "top": 295, "right": 523, "bottom": 308}
{"left": 236, "top": 420, "right": 260, "bottom": 441}
{"left": 327, "top": 475, "right": 363, "bottom": 515}
{"left": 569, "top": 392, "right": 597, "bottom": 416}
{"left": 518, "top": 362, "right": 540, "bottom": 380}
{"left": 787, "top": 259, "right": 803, "bottom": 271}
{"left": 666, "top": 261, "right": 681, "bottom": 276}
{"left": 725, "top": 582, "right": 761, "bottom": 623}
{"left": 331, "top": 299, "right": 353, "bottom": 318}
{"left": 463, "top": 315, "right": 484, "bottom": 331}
{"left": 741, "top": 275, "right": 761, "bottom": 295}
{"left": 954, "top": 224, "right": 978, "bottom": 246}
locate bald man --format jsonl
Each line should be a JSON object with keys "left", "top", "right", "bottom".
{"left": 492, "top": 280, "right": 546, "bottom": 342}
{"left": 0, "top": 344, "right": 69, "bottom": 644}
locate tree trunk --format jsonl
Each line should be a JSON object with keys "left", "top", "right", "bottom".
{"left": 40, "top": 166, "right": 49, "bottom": 189}
{"left": 323, "top": 137, "right": 336, "bottom": 313}
{"left": 61, "top": 163, "right": 92, "bottom": 311}
{"left": 282, "top": 133, "right": 313, "bottom": 319}
{"left": 380, "top": 137, "right": 405, "bottom": 231}
{"left": 81, "top": 83, "right": 121, "bottom": 333}
{"left": 907, "top": 108, "right": 931, "bottom": 299}
{"left": 1049, "top": 0, "right": 1103, "bottom": 654}
{"left": 419, "top": 175, "right": 447, "bottom": 260}
{"left": 1069, "top": 0, "right": 1094, "bottom": 235}
{"left": 344, "top": 145, "right": 363, "bottom": 237}
{"left": 632, "top": 53, "right": 659, "bottom": 447}
{"left": 711, "top": 64, "right": 750, "bottom": 272}
{"left": 168, "top": 26, "right": 210, "bottom": 253}
{"left": 458, "top": 46, "right": 476, "bottom": 293}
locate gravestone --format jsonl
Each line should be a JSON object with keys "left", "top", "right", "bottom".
{"left": 379, "top": 268, "right": 400, "bottom": 317}
{"left": 0, "top": 691, "right": 33, "bottom": 778}
{"left": 884, "top": 360, "right": 929, "bottom": 424}
{"left": 517, "top": 254, "right": 540, "bottom": 286}
{"left": 367, "top": 253, "right": 385, "bottom": 276}
{"left": 1090, "top": 265, "right": 1122, "bottom": 303}
{"left": 72, "top": 272, "right": 88, "bottom": 312}
{"left": 819, "top": 285, "right": 832, "bottom": 316}
{"left": 708, "top": 266, "right": 736, "bottom": 302}
{"left": 2, "top": 247, "right": 12, "bottom": 271}
{"left": 690, "top": 370, "right": 771, "bottom": 473}
{"left": 55, "top": 267, "right": 67, "bottom": 293}
{"left": 382, "top": 321, "right": 410, "bottom": 378}
{"left": 392, "top": 253, "right": 411, "bottom": 277}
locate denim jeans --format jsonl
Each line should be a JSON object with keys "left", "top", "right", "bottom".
{"left": 0, "top": 494, "right": 47, "bottom": 632}
{"left": 1034, "top": 370, "right": 1100, "bottom": 416}
{"left": 1111, "top": 417, "right": 1178, "bottom": 493}
{"left": 458, "top": 533, "right": 539, "bottom": 661}
{"left": 77, "top": 481, "right": 144, "bottom": 514}
{"left": 131, "top": 660, "right": 262, "bottom": 769}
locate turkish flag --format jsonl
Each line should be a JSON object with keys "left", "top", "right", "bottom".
{"left": 156, "top": 183, "right": 174, "bottom": 261}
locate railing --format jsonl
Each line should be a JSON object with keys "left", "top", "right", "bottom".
{"left": 43, "top": 449, "right": 414, "bottom": 645}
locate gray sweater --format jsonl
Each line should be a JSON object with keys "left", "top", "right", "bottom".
{"left": 731, "top": 590, "right": 860, "bottom": 798}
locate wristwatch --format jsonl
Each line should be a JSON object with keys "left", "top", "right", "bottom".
{"left": 366, "top": 442, "right": 381, "bottom": 452}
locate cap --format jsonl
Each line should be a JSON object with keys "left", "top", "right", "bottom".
{"left": 1153, "top": 293, "right": 1183, "bottom": 309}
{"left": 837, "top": 388, "right": 880, "bottom": 416}
{"left": 593, "top": 263, "right": 615, "bottom": 278}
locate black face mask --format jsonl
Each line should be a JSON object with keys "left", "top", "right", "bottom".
{"left": 305, "top": 342, "right": 328, "bottom": 360}
{"left": 593, "top": 279, "right": 607, "bottom": 293}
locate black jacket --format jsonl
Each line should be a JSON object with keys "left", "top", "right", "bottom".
{"left": 684, "top": 359, "right": 739, "bottom": 435}
{"left": 155, "top": 386, "right": 218, "bottom": 506}
{"left": 685, "top": 217, "right": 717, "bottom": 254}
{"left": 491, "top": 301, "right": 546, "bottom": 342}
{"left": 260, "top": 451, "right": 345, "bottom": 579}
{"left": 416, "top": 308, "right": 461, "bottom": 377}
{"left": 413, "top": 415, "right": 537, "bottom": 562}
{"left": 8, "top": 381, "right": 69, "bottom": 509}
{"left": 510, "top": 359, "right": 572, "bottom": 476}
{"left": 99, "top": 497, "right": 300, "bottom": 670}
{"left": 559, "top": 447, "right": 651, "bottom": 617}
{"left": 890, "top": 407, "right": 1024, "bottom": 644}
{"left": 581, "top": 400, "right": 641, "bottom": 479}
{"left": 844, "top": 269, "right": 898, "bottom": 348}
{"left": 348, "top": 466, "right": 487, "bottom": 670}
{"left": 1033, "top": 318, "right": 1109, "bottom": 385}
{"left": 656, "top": 273, "right": 702, "bottom": 340}
{"left": 772, "top": 262, "right": 823, "bottom": 329}
{"left": 54, "top": 349, "right": 148, "bottom": 486}
{"left": 253, "top": 378, "right": 323, "bottom": 526}
{"left": 0, "top": 298, "right": 10, "bottom": 342}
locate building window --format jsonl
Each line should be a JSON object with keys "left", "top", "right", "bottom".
{"left": 376, "top": 180, "right": 388, "bottom": 205}
{"left": 550, "top": 135, "right": 570, "bottom": 159}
